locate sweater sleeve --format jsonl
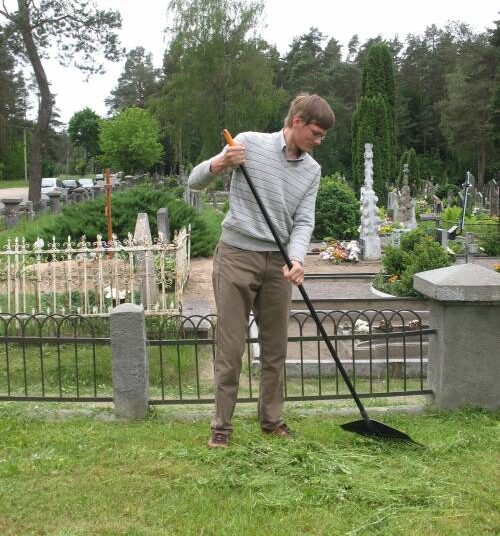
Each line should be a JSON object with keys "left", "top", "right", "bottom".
{"left": 188, "top": 150, "right": 224, "bottom": 191}
{"left": 287, "top": 171, "right": 320, "bottom": 263}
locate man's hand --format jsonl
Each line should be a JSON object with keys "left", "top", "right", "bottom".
{"left": 210, "top": 143, "right": 245, "bottom": 174}
{"left": 283, "top": 260, "right": 304, "bottom": 286}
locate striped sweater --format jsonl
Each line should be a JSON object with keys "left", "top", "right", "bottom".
{"left": 188, "top": 130, "right": 321, "bottom": 263}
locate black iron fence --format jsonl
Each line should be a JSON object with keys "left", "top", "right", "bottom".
{"left": 0, "top": 313, "right": 111, "bottom": 402}
{"left": 0, "top": 310, "right": 434, "bottom": 404}
{"left": 147, "top": 309, "right": 433, "bottom": 405}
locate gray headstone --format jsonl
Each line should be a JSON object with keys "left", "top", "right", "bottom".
{"left": 157, "top": 207, "right": 170, "bottom": 241}
{"left": 133, "top": 213, "right": 159, "bottom": 307}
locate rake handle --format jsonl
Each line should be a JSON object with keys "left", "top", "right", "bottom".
{"left": 222, "top": 129, "right": 370, "bottom": 422}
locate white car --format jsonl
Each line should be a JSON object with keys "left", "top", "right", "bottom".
{"left": 78, "top": 177, "right": 96, "bottom": 193}
{"left": 41, "top": 177, "right": 68, "bottom": 200}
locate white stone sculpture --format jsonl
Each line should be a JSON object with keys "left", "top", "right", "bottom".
{"left": 359, "top": 143, "right": 381, "bottom": 260}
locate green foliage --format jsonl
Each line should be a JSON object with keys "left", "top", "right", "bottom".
{"left": 352, "top": 42, "right": 396, "bottom": 201}
{"left": 439, "top": 34, "right": 497, "bottom": 189}
{"left": 440, "top": 206, "right": 462, "bottom": 225}
{"left": 435, "top": 184, "right": 460, "bottom": 201}
{"left": 105, "top": 46, "right": 160, "bottom": 114}
{"left": 352, "top": 95, "right": 392, "bottom": 201}
{"left": 2, "top": 1, "right": 122, "bottom": 203}
{"left": 99, "top": 107, "right": 163, "bottom": 173}
{"left": 313, "top": 175, "right": 360, "bottom": 240}
{"left": 377, "top": 228, "right": 451, "bottom": 296}
{"left": 20, "top": 184, "right": 219, "bottom": 257}
{"left": 67, "top": 107, "right": 101, "bottom": 159}
{"left": 361, "top": 42, "right": 396, "bottom": 116}
{"left": 151, "top": 0, "right": 286, "bottom": 167}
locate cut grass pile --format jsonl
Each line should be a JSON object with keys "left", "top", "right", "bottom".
{"left": 0, "top": 404, "right": 498, "bottom": 535}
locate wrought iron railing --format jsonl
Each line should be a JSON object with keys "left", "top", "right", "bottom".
{"left": 0, "top": 310, "right": 433, "bottom": 404}
{"left": 0, "top": 226, "right": 190, "bottom": 316}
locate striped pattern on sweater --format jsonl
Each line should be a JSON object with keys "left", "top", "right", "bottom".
{"left": 188, "top": 130, "right": 321, "bottom": 263}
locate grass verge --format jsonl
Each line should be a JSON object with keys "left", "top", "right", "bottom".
{"left": 0, "top": 403, "right": 498, "bottom": 535}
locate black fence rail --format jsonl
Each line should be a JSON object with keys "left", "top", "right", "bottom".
{"left": 0, "top": 310, "right": 434, "bottom": 404}
{"left": 146, "top": 309, "right": 434, "bottom": 405}
{"left": 0, "top": 313, "right": 111, "bottom": 402}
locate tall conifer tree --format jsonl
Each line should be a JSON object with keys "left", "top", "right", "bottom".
{"left": 352, "top": 43, "right": 396, "bottom": 203}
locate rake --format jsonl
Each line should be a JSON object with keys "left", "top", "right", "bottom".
{"left": 223, "top": 128, "right": 420, "bottom": 444}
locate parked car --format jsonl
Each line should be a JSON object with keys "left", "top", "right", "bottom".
{"left": 62, "top": 179, "right": 91, "bottom": 200}
{"left": 41, "top": 177, "right": 68, "bottom": 200}
{"left": 78, "top": 177, "right": 97, "bottom": 195}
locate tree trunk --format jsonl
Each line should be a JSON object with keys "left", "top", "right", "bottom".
{"left": 18, "top": 0, "right": 53, "bottom": 204}
{"left": 477, "top": 143, "right": 486, "bottom": 192}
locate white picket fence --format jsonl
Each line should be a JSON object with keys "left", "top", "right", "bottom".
{"left": 0, "top": 226, "right": 190, "bottom": 316}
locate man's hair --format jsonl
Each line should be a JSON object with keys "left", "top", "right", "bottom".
{"left": 284, "top": 93, "right": 335, "bottom": 130}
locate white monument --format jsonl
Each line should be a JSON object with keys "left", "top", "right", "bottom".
{"left": 359, "top": 143, "right": 381, "bottom": 260}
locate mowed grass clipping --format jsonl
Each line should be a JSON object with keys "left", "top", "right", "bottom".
{"left": 0, "top": 404, "right": 498, "bottom": 536}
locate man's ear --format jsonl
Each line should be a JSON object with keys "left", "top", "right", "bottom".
{"left": 292, "top": 115, "right": 303, "bottom": 126}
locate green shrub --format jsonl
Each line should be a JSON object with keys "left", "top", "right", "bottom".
{"left": 20, "top": 184, "right": 219, "bottom": 257}
{"left": 435, "top": 184, "right": 460, "bottom": 199}
{"left": 440, "top": 206, "right": 462, "bottom": 226}
{"left": 313, "top": 175, "right": 360, "bottom": 240}
{"left": 376, "top": 228, "right": 451, "bottom": 296}
{"left": 381, "top": 246, "right": 409, "bottom": 276}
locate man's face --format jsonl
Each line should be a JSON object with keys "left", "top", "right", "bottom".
{"left": 292, "top": 116, "right": 327, "bottom": 153}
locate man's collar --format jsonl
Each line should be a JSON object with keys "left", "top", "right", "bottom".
{"left": 278, "top": 129, "right": 305, "bottom": 162}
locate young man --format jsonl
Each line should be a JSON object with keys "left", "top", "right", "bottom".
{"left": 188, "top": 94, "right": 335, "bottom": 448}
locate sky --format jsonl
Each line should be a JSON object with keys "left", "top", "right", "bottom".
{"left": 30, "top": 0, "right": 500, "bottom": 125}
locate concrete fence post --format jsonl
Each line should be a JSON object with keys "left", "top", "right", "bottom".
{"left": 414, "top": 264, "right": 500, "bottom": 410}
{"left": 1, "top": 198, "right": 22, "bottom": 228}
{"left": 110, "top": 303, "right": 149, "bottom": 419}
{"left": 47, "top": 191, "right": 62, "bottom": 213}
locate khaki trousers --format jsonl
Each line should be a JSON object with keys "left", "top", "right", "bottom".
{"left": 211, "top": 242, "right": 292, "bottom": 436}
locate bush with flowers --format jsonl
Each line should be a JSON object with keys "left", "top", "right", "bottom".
{"left": 319, "top": 239, "right": 361, "bottom": 264}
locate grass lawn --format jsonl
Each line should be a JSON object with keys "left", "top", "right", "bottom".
{"left": 0, "top": 403, "right": 498, "bottom": 536}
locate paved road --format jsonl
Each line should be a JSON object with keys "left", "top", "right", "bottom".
{"left": 0, "top": 187, "right": 28, "bottom": 207}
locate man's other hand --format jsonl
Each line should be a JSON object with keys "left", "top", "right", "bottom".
{"left": 282, "top": 260, "right": 304, "bottom": 286}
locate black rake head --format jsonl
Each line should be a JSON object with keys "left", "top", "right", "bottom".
{"left": 341, "top": 419, "right": 423, "bottom": 446}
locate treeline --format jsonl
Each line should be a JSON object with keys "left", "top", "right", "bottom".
{"left": 2, "top": 0, "right": 499, "bottom": 199}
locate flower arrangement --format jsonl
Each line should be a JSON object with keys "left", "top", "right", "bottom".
{"left": 378, "top": 217, "right": 403, "bottom": 236}
{"left": 319, "top": 239, "right": 361, "bottom": 264}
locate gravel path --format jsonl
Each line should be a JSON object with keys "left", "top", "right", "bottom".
{"left": 181, "top": 252, "right": 384, "bottom": 315}
{"left": 181, "top": 250, "right": 499, "bottom": 316}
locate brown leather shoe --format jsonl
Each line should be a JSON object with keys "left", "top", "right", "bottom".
{"left": 207, "top": 431, "right": 229, "bottom": 448}
{"left": 262, "top": 423, "right": 293, "bottom": 438}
